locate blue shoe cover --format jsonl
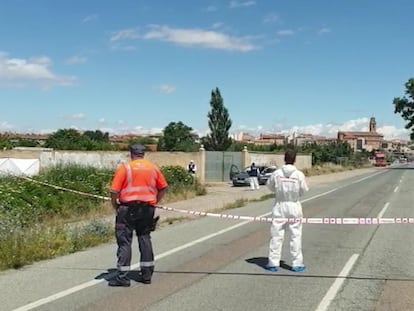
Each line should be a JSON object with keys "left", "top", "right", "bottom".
{"left": 265, "top": 265, "right": 279, "bottom": 272}
{"left": 291, "top": 266, "right": 306, "bottom": 272}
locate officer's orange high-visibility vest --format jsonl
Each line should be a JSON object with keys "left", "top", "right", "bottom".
{"left": 111, "top": 159, "right": 167, "bottom": 205}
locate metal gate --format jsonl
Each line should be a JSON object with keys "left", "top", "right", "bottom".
{"left": 205, "top": 151, "right": 242, "bottom": 182}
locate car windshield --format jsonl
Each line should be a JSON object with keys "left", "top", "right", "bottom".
{"left": 262, "top": 167, "right": 277, "bottom": 174}
{"left": 243, "top": 166, "right": 275, "bottom": 174}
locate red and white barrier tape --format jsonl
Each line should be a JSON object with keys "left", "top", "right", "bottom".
{"left": 8, "top": 174, "right": 414, "bottom": 225}
{"left": 17, "top": 175, "right": 111, "bottom": 201}
{"left": 157, "top": 205, "right": 414, "bottom": 224}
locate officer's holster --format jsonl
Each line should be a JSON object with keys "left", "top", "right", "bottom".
{"left": 124, "top": 202, "right": 157, "bottom": 234}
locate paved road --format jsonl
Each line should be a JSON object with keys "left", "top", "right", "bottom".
{"left": 1, "top": 165, "right": 414, "bottom": 311}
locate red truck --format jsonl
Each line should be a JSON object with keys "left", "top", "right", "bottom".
{"left": 374, "top": 151, "right": 387, "bottom": 167}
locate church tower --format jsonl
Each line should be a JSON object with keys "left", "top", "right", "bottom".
{"left": 369, "top": 117, "right": 376, "bottom": 133}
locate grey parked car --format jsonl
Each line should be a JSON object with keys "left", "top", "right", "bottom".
{"left": 229, "top": 165, "right": 277, "bottom": 187}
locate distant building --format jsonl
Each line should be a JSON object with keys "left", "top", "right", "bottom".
{"left": 231, "top": 132, "right": 256, "bottom": 143}
{"left": 254, "top": 133, "right": 287, "bottom": 146}
{"left": 1, "top": 132, "right": 49, "bottom": 145}
{"left": 382, "top": 139, "right": 411, "bottom": 154}
{"left": 337, "top": 117, "right": 383, "bottom": 151}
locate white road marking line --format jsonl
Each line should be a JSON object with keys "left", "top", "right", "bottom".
{"left": 394, "top": 186, "right": 399, "bottom": 193}
{"left": 315, "top": 254, "right": 360, "bottom": 311}
{"left": 12, "top": 216, "right": 268, "bottom": 311}
{"left": 377, "top": 202, "right": 390, "bottom": 219}
{"left": 11, "top": 171, "right": 386, "bottom": 311}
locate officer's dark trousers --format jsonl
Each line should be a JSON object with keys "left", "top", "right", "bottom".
{"left": 115, "top": 203, "right": 155, "bottom": 281}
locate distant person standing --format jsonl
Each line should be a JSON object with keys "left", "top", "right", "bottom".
{"left": 265, "top": 149, "right": 309, "bottom": 272}
{"left": 187, "top": 160, "right": 197, "bottom": 174}
{"left": 249, "top": 162, "right": 260, "bottom": 190}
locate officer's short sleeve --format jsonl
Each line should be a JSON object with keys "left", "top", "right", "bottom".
{"left": 155, "top": 166, "right": 168, "bottom": 190}
{"left": 110, "top": 163, "right": 127, "bottom": 193}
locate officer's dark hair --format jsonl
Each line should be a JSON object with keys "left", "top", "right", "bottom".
{"left": 284, "top": 149, "right": 296, "bottom": 164}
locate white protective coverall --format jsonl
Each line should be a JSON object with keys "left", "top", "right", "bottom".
{"left": 266, "top": 164, "right": 309, "bottom": 268}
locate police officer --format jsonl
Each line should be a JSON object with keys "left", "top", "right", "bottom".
{"left": 187, "top": 160, "right": 197, "bottom": 174}
{"left": 249, "top": 162, "right": 260, "bottom": 190}
{"left": 109, "top": 144, "right": 168, "bottom": 287}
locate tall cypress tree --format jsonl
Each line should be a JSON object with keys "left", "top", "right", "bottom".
{"left": 205, "top": 87, "right": 232, "bottom": 151}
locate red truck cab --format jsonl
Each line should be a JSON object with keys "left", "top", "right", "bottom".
{"left": 374, "top": 152, "right": 386, "bottom": 167}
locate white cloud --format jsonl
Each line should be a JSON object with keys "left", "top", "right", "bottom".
{"left": 97, "top": 118, "right": 106, "bottom": 124}
{"left": 211, "top": 22, "right": 224, "bottom": 29}
{"left": 263, "top": 13, "right": 280, "bottom": 24}
{"left": 229, "top": 1, "right": 256, "bottom": 8}
{"left": 156, "top": 84, "right": 176, "bottom": 94}
{"left": 65, "top": 56, "right": 87, "bottom": 64}
{"left": 0, "top": 121, "right": 14, "bottom": 131}
{"left": 232, "top": 118, "right": 410, "bottom": 140}
{"left": 110, "top": 28, "right": 140, "bottom": 42}
{"left": 110, "top": 25, "right": 258, "bottom": 52}
{"left": 82, "top": 14, "right": 98, "bottom": 23}
{"left": 277, "top": 29, "right": 295, "bottom": 36}
{"left": 143, "top": 25, "right": 258, "bottom": 52}
{"left": 318, "top": 27, "right": 331, "bottom": 35}
{"left": 0, "top": 52, "right": 76, "bottom": 87}
{"left": 63, "top": 113, "right": 86, "bottom": 120}
{"left": 377, "top": 125, "right": 409, "bottom": 140}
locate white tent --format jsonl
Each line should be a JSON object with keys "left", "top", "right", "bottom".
{"left": 0, "top": 158, "right": 40, "bottom": 176}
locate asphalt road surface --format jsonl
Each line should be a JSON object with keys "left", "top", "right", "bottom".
{"left": 2, "top": 164, "right": 414, "bottom": 311}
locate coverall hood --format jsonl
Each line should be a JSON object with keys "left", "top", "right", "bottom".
{"left": 281, "top": 164, "right": 297, "bottom": 178}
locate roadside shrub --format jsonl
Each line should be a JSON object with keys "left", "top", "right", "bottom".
{"left": 0, "top": 222, "right": 113, "bottom": 270}
{"left": 161, "top": 165, "right": 194, "bottom": 190}
{"left": 0, "top": 163, "right": 206, "bottom": 270}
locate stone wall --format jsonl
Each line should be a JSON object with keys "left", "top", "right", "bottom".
{"left": 247, "top": 152, "right": 312, "bottom": 170}
{"left": 0, "top": 148, "right": 312, "bottom": 182}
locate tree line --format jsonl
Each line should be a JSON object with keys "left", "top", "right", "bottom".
{"left": 2, "top": 78, "right": 414, "bottom": 164}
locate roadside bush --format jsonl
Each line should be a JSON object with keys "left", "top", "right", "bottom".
{"left": 0, "top": 163, "right": 206, "bottom": 270}
{"left": 0, "top": 222, "right": 113, "bottom": 270}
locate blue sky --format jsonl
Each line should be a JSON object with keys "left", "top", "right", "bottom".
{"left": 0, "top": 0, "right": 413, "bottom": 140}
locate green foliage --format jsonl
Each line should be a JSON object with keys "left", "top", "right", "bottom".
{"left": 161, "top": 165, "right": 194, "bottom": 190}
{"left": 82, "top": 130, "right": 109, "bottom": 142}
{"left": 44, "top": 128, "right": 115, "bottom": 150}
{"left": 14, "top": 139, "right": 40, "bottom": 147}
{"left": 128, "top": 136, "right": 157, "bottom": 145}
{"left": 393, "top": 78, "right": 414, "bottom": 139}
{"left": 0, "top": 164, "right": 113, "bottom": 227}
{"left": 300, "top": 141, "right": 353, "bottom": 165}
{"left": 0, "top": 134, "right": 14, "bottom": 150}
{"left": 0, "top": 163, "right": 206, "bottom": 270}
{"left": 157, "top": 121, "right": 198, "bottom": 152}
{"left": 205, "top": 87, "right": 233, "bottom": 151}
{"left": 0, "top": 222, "right": 113, "bottom": 270}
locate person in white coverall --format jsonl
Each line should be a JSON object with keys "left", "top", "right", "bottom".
{"left": 265, "top": 150, "right": 309, "bottom": 272}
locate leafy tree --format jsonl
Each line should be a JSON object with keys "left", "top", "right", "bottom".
{"left": 128, "top": 136, "right": 157, "bottom": 145}
{"left": 0, "top": 134, "right": 14, "bottom": 150}
{"left": 15, "top": 139, "right": 39, "bottom": 147}
{"left": 44, "top": 129, "right": 83, "bottom": 150}
{"left": 44, "top": 128, "right": 114, "bottom": 150}
{"left": 393, "top": 78, "right": 414, "bottom": 139}
{"left": 82, "top": 130, "right": 109, "bottom": 142}
{"left": 205, "top": 87, "right": 232, "bottom": 151}
{"left": 157, "top": 121, "right": 198, "bottom": 152}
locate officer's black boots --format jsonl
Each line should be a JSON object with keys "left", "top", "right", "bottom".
{"left": 108, "top": 277, "right": 131, "bottom": 287}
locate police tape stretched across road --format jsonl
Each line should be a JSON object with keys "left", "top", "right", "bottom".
{"left": 6, "top": 165, "right": 414, "bottom": 226}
